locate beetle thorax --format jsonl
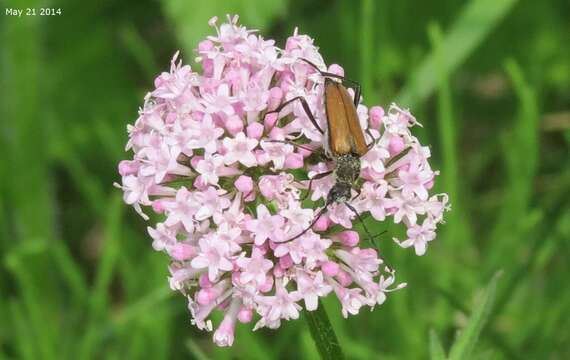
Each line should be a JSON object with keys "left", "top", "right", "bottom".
{"left": 326, "top": 154, "right": 361, "bottom": 204}
{"left": 334, "top": 153, "right": 361, "bottom": 184}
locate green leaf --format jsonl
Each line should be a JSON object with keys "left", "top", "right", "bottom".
{"left": 429, "top": 329, "right": 447, "bottom": 360}
{"left": 448, "top": 273, "right": 501, "bottom": 360}
{"left": 397, "top": 0, "right": 519, "bottom": 107}
{"left": 304, "top": 301, "right": 344, "bottom": 360}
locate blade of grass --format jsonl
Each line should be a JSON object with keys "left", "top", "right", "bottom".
{"left": 119, "top": 23, "right": 159, "bottom": 80}
{"left": 161, "top": 0, "right": 287, "bottom": 59}
{"left": 429, "top": 329, "right": 447, "bottom": 360}
{"left": 397, "top": 0, "right": 519, "bottom": 107}
{"left": 360, "top": 0, "right": 374, "bottom": 100}
{"left": 114, "top": 286, "right": 173, "bottom": 326}
{"left": 433, "top": 286, "right": 521, "bottom": 360}
{"left": 9, "top": 300, "right": 38, "bottom": 360}
{"left": 304, "top": 300, "right": 344, "bottom": 360}
{"left": 185, "top": 338, "right": 211, "bottom": 360}
{"left": 486, "top": 59, "right": 539, "bottom": 268}
{"left": 79, "top": 194, "right": 124, "bottom": 358}
{"left": 4, "top": 240, "right": 57, "bottom": 360}
{"left": 429, "top": 21, "right": 471, "bottom": 248}
{"left": 448, "top": 272, "right": 501, "bottom": 360}
{"left": 50, "top": 239, "right": 89, "bottom": 305}
{"left": 301, "top": 329, "right": 321, "bottom": 360}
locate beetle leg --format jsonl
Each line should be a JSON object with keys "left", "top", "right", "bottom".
{"left": 365, "top": 129, "right": 377, "bottom": 150}
{"left": 302, "top": 170, "right": 334, "bottom": 201}
{"left": 264, "top": 139, "right": 318, "bottom": 153}
{"left": 263, "top": 96, "right": 324, "bottom": 134}
{"left": 350, "top": 186, "right": 362, "bottom": 202}
{"left": 299, "top": 58, "right": 362, "bottom": 106}
{"left": 283, "top": 203, "right": 330, "bottom": 242}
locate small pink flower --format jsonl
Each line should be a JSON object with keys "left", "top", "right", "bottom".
{"left": 397, "top": 155, "right": 434, "bottom": 201}
{"left": 236, "top": 248, "right": 273, "bottom": 285}
{"left": 164, "top": 187, "right": 198, "bottom": 232}
{"left": 245, "top": 204, "right": 285, "bottom": 245}
{"left": 195, "top": 154, "right": 225, "bottom": 185}
{"left": 259, "top": 140, "right": 294, "bottom": 169}
{"left": 358, "top": 182, "right": 389, "bottom": 221}
{"left": 362, "top": 146, "right": 390, "bottom": 174}
{"left": 332, "top": 282, "right": 367, "bottom": 318}
{"left": 394, "top": 218, "right": 437, "bottom": 255}
{"left": 194, "top": 186, "right": 231, "bottom": 221}
{"left": 296, "top": 271, "right": 332, "bottom": 311}
{"left": 223, "top": 132, "right": 258, "bottom": 167}
{"left": 191, "top": 234, "right": 234, "bottom": 281}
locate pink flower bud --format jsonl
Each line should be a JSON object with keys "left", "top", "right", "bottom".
{"left": 168, "top": 243, "right": 195, "bottom": 261}
{"left": 213, "top": 314, "right": 236, "bottom": 347}
{"left": 284, "top": 153, "right": 304, "bottom": 169}
{"left": 151, "top": 200, "right": 166, "bottom": 213}
{"left": 328, "top": 64, "right": 344, "bottom": 77}
{"left": 279, "top": 254, "right": 293, "bottom": 269}
{"left": 358, "top": 248, "right": 377, "bottom": 258}
{"left": 337, "top": 230, "right": 360, "bottom": 247}
{"left": 198, "top": 39, "right": 214, "bottom": 52}
{"left": 264, "top": 112, "right": 278, "bottom": 130}
{"left": 244, "top": 189, "right": 256, "bottom": 202}
{"left": 234, "top": 175, "right": 253, "bottom": 193}
{"left": 231, "top": 271, "right": 241, "bottom": 284}
{"left": 269, "top": 126, "right": 284, "bottom": 140}
{"left": 197, "top": 289, "right": 212, "bottom": 305}
{"left": 285, "top": 38, "right": 299, "bottom": 51}
{"left": 268, "top": 87, "right": 283, "bottom": 110}
{"left": 273, "top": 266, "right": 285, "bottom": 278}
{"left": 193, "top": 175, "right": 208, "bottom": 191}
{"left": 118, "top": 160, "right": 139, "bottom": 176}
{"left": 279, "top": 72, "right": 294, "bottom": 92}
{"left": 191, "top": 156, "right": 203, "bottom": 169}
{"left": 369, "top": 106, "right": 385, "bottom": 129}
{"left": 259, "top": 276, "right": 274, "bottom": 292}
{"left": 199, "top": 273, "right": 213, "bottom": 288}
{"left": 297, "top": 146, "right": 313, "bottom": 158}
{"left": 192, "top": 111, "right": 204, "bottom": 121}
{"left": 226, "top": 116, "right": 244, "bottom": 136}
{"left": 385, "top": 207, "right": 398, "bottom": 215}
{"left": 259, "top": 178, "right": 276, "bottom": 200}
{"left": 321, "top": 261, "right": 340, "bottom": 277}
{"left": 237, "top": 307, "right": 253, "bottom": 323}
{"left": 313, "top": 214, "right": 331, "bottom": 232}
{"left": 336, "top": 269, "right": 353, "bottom": 287}
{"left": 165, "top": 112, "right": 177, "bottom": 124}
{"left": 202, "top": 60, "right": 214, "bottom": 77}
{"left": 246, "top": 122, "right": 264, "bottom": 139}
{"left": 388, "top": 135, "right": 405, "bottom": 155}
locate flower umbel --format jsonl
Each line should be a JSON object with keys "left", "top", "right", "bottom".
{"left": 116, "top": 14, "right": 449, "bottom": 347}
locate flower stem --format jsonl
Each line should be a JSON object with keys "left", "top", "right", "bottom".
{"left": 305, "top": 300, "right": 344, "bottom": 360}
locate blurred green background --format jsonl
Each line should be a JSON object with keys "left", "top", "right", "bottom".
{"left": 1, "top": 0, "right": 569, "bottom": 359}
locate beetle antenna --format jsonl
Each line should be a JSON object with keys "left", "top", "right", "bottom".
{"left": 284, "top": 202, "right": 330, "bottom": 242}
{"left": 344, "top": 202, "right": 377, "bottom": 247}
{"left": 298, "top": 58, "right": 324, "bottom": 73}
{"left": 344, "top": 203, "right": 393, "bottom": 270}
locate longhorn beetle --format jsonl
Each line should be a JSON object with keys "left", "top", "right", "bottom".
{"left": 264, "top": 58, "right": 400, "bottom": 244}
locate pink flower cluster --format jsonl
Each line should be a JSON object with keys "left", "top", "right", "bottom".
{"left": 116, "top": 15, "right": 449, "bottom": 346}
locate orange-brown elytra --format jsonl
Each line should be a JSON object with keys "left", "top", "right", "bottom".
{"left": 264, "top": 58, "right": 378, "bottom": 243}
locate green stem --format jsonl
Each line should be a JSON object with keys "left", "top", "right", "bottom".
{"left": 305, "top": 301, "right": 344, "bottom": 360}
